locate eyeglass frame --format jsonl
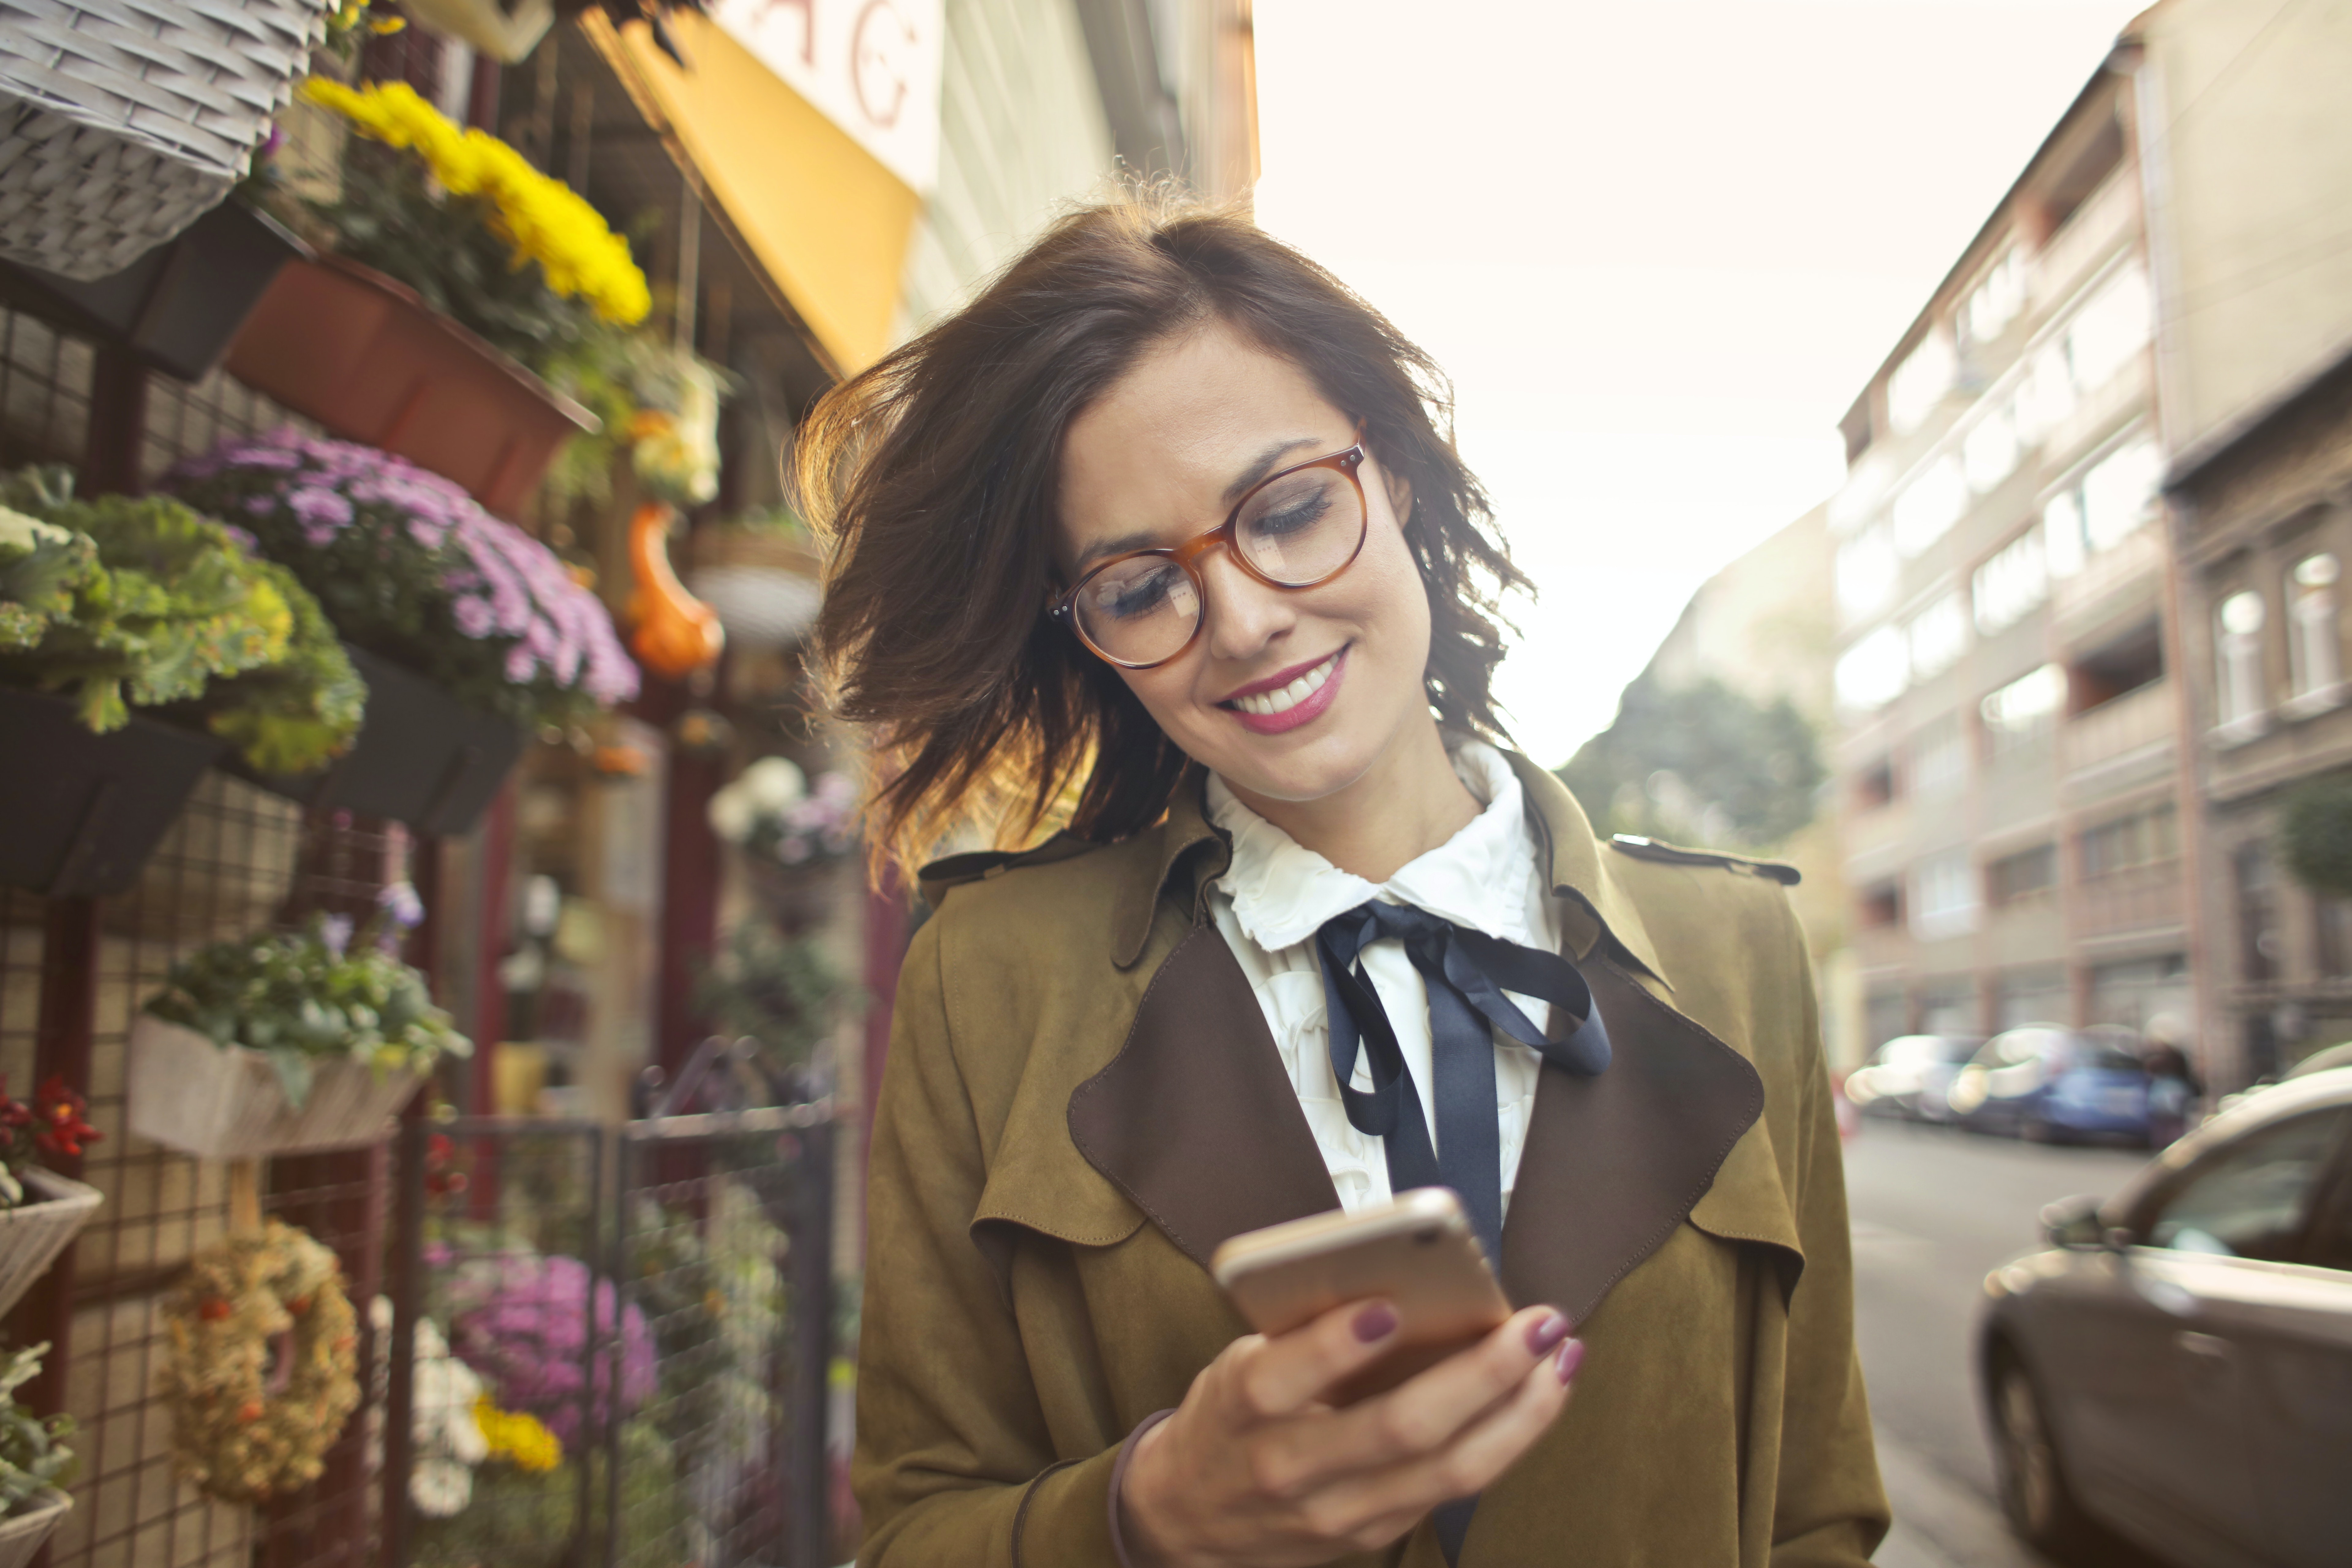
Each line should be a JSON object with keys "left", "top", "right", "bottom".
{"left": 1049, "top": 428, "right": 1372, "bottom": 670}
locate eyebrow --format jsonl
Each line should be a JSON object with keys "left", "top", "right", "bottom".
{"left": 1072, "top": 435, "right": 1332, "bottom": 573}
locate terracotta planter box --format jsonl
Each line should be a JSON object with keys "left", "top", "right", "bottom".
{"left": 216, "top": 644, "right": 525, "bottom": 837}
{"left": 0, "top": 1490, "right": 72, "bottom": 1568}
{"left": 0, "top": 1170, "right": 102, "bottom": 1320}
{"left": 0, "top": 200, "right": 308, "bottom": 382}
{"left": 127, "top": 1015, "right": 418, "bottom": 1159}
{"left": 224, "top": 254, "right": 598, "bottom": 518}
{"left": 0, "top": 688, "right": 224, "bottom": 898}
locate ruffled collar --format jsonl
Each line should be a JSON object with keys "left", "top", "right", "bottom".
{"left": 1205, "top": 739, "right": 1545, "bottom": 952}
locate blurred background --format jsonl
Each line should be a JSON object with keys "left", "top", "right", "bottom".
{"left": 2, "top": 1, "right": 2349, "bottom": 1566}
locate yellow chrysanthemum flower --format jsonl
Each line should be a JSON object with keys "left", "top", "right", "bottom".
{"left": 300, "top": 79, "right": 651, "bottom": 326}
{"left": 472, "top": 1393, "right": 564, "bottom": 1474}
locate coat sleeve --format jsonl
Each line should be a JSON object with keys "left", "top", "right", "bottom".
{"left": 1769, "top": 899, "right": 1892, "bottom": 1567}
{"left": 853, "top": 917, "right": 1125, "bottom": 1566}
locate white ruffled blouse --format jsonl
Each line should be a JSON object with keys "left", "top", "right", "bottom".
{"left": 1204, "top": 739, "right": 1561, "bottom": 1217}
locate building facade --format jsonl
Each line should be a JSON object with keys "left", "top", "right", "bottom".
{"left": 1829, "top": 57, "right": 2199, "bottom": 1061}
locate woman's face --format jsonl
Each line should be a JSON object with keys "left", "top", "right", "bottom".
{"left": 1056, "top": 322, "right": 1430, "bottom": 806}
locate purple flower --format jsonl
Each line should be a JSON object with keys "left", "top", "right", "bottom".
{"left": 504, "top": 644, "right": 537, "bottom": 684}
{"left": 377, "top": 880, "right": 425, "bottom": 930}
{"left": 288, "top": 486, "right": 354, "bottom": 528}
{"left": 444, "top": 1253, "right": 656, "bottom": 1446}
{"left": 452, "top": 596, "right": 495, "bottom": 638}
{"left": 319, "top": 913, "right": 354, "bottom": 958}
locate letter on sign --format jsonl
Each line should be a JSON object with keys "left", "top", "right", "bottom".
{"left": 714, "top": 0, "right": 944, "bottom": 193}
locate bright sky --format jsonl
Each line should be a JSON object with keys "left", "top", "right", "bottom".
{"left": 1253, "top": 0, "right": 2151, "bottom": 767}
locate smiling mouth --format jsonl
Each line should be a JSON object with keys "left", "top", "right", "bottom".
{"left": 1220, "top": 648, "right": 1344, "bottom": 718}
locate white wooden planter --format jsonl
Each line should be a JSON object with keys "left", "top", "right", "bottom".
{"left": 128, "top": 1015, "right": 417, "bottom": 1159}
{"left": 0, "top": 1489, "right": 72, "bottom": 1568}
{"left": 0, "top": 1170, "right": 101, "bottom": 1320}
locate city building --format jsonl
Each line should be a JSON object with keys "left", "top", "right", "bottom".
{"left": 1828, "top": 52, "right": 2197, "bottom": 1060}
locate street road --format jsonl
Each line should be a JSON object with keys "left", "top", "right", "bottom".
{"left": 1842, "top": 1119, "right": 2154, "bottom": 1568}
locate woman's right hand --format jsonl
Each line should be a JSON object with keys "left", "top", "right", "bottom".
{"left": 1117, "top": 1299, "right": 1584, "bottom": 1567}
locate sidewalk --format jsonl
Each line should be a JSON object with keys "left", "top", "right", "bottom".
{"left": 1873, "top": 1430, "right": 2049, "bottom": 1568}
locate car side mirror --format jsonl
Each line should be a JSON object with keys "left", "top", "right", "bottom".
{"left": 2041, "top": 1194, "right": 2109, "bottom": 1250}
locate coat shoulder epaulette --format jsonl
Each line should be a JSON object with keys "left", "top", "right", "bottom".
{"left": 1608, "top": 835, "right": 1801, "bottom": 886}
{"left": 916, "top": 831, "right": 1098, "bottom": 908}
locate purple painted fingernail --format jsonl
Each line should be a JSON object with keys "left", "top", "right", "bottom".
{"left": 1354, "top": 1302, "right": 1399, "bottom": 1343}
{"left": 1525, "top": 1312, "right": 1570, "bottom": 1356}
{"left": 1554, "top": 1338, "right": 1586, "bottom": 1384}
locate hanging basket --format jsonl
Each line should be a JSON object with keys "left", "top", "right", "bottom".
{"left": 0, "top": 1169, "right": 102, "bottom": 1320}
{"left": 216, "top": 644, "right": 527, "bottom": 837}
{"left": 127, "top": 1014, "right": 417, "bottom": 1159}
{"left": 223, "top": 254, "right": 598, "bottom": 518}
{"left": 0, "top": 197, "right": 309, "bottom": 382}
{"left": 0, "top": 686, "right": 224, "bottom": 898}
{"left": 0, "top": 1489, "right": 72, "bottom": 1568}
{"left": 0, "top": 0, "right": 328, "bottom": 280}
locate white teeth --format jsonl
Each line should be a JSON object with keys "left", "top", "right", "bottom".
{"left": 1232, "top": 653, "right": 1337, "bottom": 716}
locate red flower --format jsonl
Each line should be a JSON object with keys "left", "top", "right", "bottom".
{"left": 32, "top": 1075, "right": 98, "bottom": 1159}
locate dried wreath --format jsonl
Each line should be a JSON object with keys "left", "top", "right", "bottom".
{"left": 160, "top": 1220, "right": 361, "bottom": 1503}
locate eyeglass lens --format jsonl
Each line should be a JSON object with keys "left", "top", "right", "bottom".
{"left": 1073, "top": 464, "right": 1365, "bottom": 665}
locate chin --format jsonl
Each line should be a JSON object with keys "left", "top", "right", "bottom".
{"left": 1184, "top": 720, "right": 1387, "bottom": 807}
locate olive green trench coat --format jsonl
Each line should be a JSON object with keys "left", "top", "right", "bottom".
{"left": 854, "top": 753, "right": 1890, "bottom": 1566}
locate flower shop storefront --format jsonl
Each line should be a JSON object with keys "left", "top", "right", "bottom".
{"left": 0, "top": 3, "right": 880, "bottom": 1567}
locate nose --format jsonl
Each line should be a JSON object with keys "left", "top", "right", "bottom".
{"left": 1197, "top": 543, "right": 1296, "bottom": 663}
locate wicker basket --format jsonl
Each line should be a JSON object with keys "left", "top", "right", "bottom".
{"left": 0, "top": 0, "right": 329, "bottom": 279}
{"left": 0, "top": 1170, "right": 102, "bottom": 1321}
{"left": 127, "top": 1014, "right": 417, "bottom": 1159}
{"left": 0, "top": 1490, "right": 72, "bottom": 1568}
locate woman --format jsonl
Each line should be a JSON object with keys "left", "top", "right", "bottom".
{"left": 801, "top": 197, "right": 1888, "bottom": 1566}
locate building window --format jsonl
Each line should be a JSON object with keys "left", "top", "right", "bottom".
{"left": 2216, "top": 588, "right": 2269, "bottom": 729}
{"left": 1962, "top": 248, "right": 2026, "bottom": 348}
{"left": 1905, "top": 592, "right": 1969, "bottom": 682}
{"left": 1911, "top": 850, "right": 1979, "bottom": 940}
{"left": 1893, "top": 454, "right": 1967, "bottom": 558}
{"left": 1911, "top": 713, "right": 1967, "bottom": 796}
{"left": 2287, "top": 552, "right": 2341, "bottom": 703}
{"left": 1854, "top": 757, "right": 1896, "bottom": 811}
{"left": 2079, "top": 437, "right": 2161, "bottom": 553}
{"left": 2062, "top": 262, "right": 2154, "bottom": 397}
{"left": 1987, "top": 843, "right": 2058, "bottom": 906}
{"left": 2318, "top": 897, "right": 2352, "bottom": 979}
{"left": 1962, "top": 396, "right": 2021, "bottom": 494}
{"left": 1836, "top": 524, "right": 1899, "bottom": 621}
{"left": 2071, "top": 617, "right": 2164, "bottom": 709}
{"left": 1859, "top": 880, "right": 1903, "bottom": 930}
{"left": 1888, "top": 330, "right": 1957, "bottom": 434}
{"left": 2236, "top": 843, "right": 2280, "bottom": 983}
{"left": 2081, "top": 805, "right": 2177, "bottom": 880}
{"left": 1974, "top": 526, "right": 2049, "bottom": 636}
{"left": 1836, "top": 624, "right": 1909, "bottom": 714}
{"left": 1982, "top": 664, "right": 2067, "bottom": 756}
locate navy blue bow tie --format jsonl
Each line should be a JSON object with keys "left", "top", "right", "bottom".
{"left": 1314, "top": 900, "right": 1612, "bottom": 1268}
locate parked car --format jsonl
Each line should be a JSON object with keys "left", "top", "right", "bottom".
{"left": 1843, "top": 1034, "right": 1983, "bottom": 1121}
{"left": 1975, "top": 1065, "right": 2352, "bottom": 1568}
{"left": 1945, "top": 1024, "right": 2154, "bottom": 1144}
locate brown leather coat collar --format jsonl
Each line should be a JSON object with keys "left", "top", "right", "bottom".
{"left": 1070, "top": 752, "right": 1775, "bottom": 1325}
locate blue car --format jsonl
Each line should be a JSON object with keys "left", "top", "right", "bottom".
{"left": 1945, "top": 1025, "right": 2155, "bottom": 1146}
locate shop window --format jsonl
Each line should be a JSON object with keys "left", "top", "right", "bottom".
{"left": 1911, "top": 713, "right": 1968, "bottom": 796}
{"left": 1854, "top": 756, "right": 1896, "bottom": 811}
{"left": 2216, "top": 588, "right": 2270, "bottom": 730}
{"left": 1987, "top": 843, "right": 2058, "bottom": 906}
{"left": 2287, "top": 552, "right": 2342, "bottom": 703}
{"left": 1911, "top": 849, "right": 1979, "bottom": 940}
{"left": 2070, "top": 616, "right": 2164, "bottom": 710}
{"left": 1920, "top": 983, "right": 1979, "bottom": 1036}
{"left": 1859, "top": 880, "right": 1903, "bottom": 930}
{"left": 1995, "top": 968, "right": 2069, "bottom": 1031}
{"left": 1982, "top": 663, "right": 2067, "bottom": 756}
{"left": 2236, "top": 843, "right": 2281, "bottom": 983}
{"left": 1974, "top": 525, "right": 2049, "bottom": 636}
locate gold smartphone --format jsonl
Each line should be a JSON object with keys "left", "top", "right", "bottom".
{"left": 1209, "top": 1188, "right": 1511, "bottom": 1404}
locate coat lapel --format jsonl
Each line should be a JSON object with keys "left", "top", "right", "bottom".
{"left": 1069, "top": 920, "right": 1340, "bottom": 1270}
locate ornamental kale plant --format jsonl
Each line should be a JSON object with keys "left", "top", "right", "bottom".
{"left": 161, "top": 432, "right": 639, "bottom": 729}
{"left": 0, "top": 1342, "right": 74, "bottom": 1517}
{"left": 0, "top": 466, "right": 364, "bottom": 774}
{"left": 142, "top": 888, "right": 471, "bottom": 1108}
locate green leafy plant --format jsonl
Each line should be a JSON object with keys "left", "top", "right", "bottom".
{"left": 0, "top": 1342, "right": 75, "bottom": 1517}
{"left": 142, "top": 894, "right": 471, "bottom": 1108}
{"left": 0, "top": 467, "right": 364, "bottom": 775}
{"left": 690, "top": 916, "right": 853, "bottom": 1073}
{"left": 1559, "top": 672, "right": 1825, "bottom": 850}
{"left": 2278, "top": 774, "right": 2352, "bottom": 897}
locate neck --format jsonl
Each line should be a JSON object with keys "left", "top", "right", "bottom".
{"left": 1224, "top": 717, "right": 1483, "bottom": 882}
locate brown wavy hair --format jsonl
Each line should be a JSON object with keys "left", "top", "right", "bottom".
{"left": 794, "top": 194, "right": 1531, "bottom": 876}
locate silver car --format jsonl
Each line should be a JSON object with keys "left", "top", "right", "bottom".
{"left": 1975, "top": 1066, "right": 2352, "bottom": 1567}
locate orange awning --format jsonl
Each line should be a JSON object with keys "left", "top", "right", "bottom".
{"left": 586, "top": 11, "right": 920, "bottom": 375}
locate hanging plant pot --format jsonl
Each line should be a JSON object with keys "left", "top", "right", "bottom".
{"left": 0, "top": 1489, "right": 73, "bottom": 1568}
{"left": 215, "top": 645, "right": 527, "bottom": 838}
{"left": 0, "top": 688, "right": 224, "bottom": 898}
{"left": 0, "top": 199, "right": 310, "bottom": 382}
{"left": 223, "top": 254, "right": 598, "bottom": 518}
{"left": 0, "top": 1170, "right": 103, "bottom": 1321}
{"left": 126, "top": 1015, "right": 418, "bottom": 1159}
